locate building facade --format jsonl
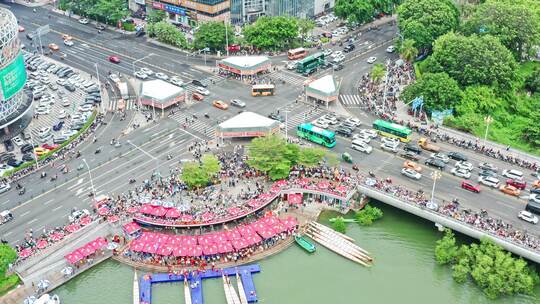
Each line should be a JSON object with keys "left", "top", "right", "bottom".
{"left": 230, "top": 0, "right": 334, "bottom": 24}
{"left": 131, "top": 0, "right": 230, "bottom": 26}
{"left": 0, "top": 8, "right": 32, "bottom": 141}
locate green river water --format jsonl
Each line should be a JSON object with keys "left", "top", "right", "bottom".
{"left": 53, "top": 203, "right": 540, "bottom": 304}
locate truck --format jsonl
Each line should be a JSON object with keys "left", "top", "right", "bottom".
{"left": 418, "top": 137, "right": 441, "bottom": 152}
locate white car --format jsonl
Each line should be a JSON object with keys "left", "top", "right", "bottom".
{"left": 78, "top": 104, "right": 94, "bottom": 112}
{"left": 323, "top": 115, "right": 338, "bottom": 125}
{"left": 140, "top": 68, "right": 153, "bottom": 76}
{"left": 12, "top": 136, "right": 24, "bottom": 146}
{"left": 367, "top": 57, "right": 377, "bottom": 64}
{"left": 381, "top": 136, "right": 399, "bottom": 145}
{"left": 35, "top": 105, "right": 51, "bottom": 115}
{"left": 63, "top": 40, "right": 74, "bottom": 46}
{"left": 478, "top": 176, "right": 500, "bottom": 188}
{"left": 381, "top": 142, "right": 399, "bottom": 153}
{"left": 455, "top": 161, "right": 474, "bottom": 171}
{"left": 155, "top": 72, "right": 169, "bottom": 81}
{"left": 109, "top": 74, "right": 120, "bottom": 82}
{"left": 61, "top": 130, "right": 77, "bottom": 138}
{"left": 386, "top": 46, "right": 395, "bottom": 53}
{"left": 170, "top": 77, "right": 184, "bottom": 87}
{"left": 331, "top": 51, "right": 343, "bottom": 58}
{"left": 333, "top": 55, "right": 345, "bottom": 63}
{"left": 36, "top": 127, "right": 51, "bottom": 137}
{"left": 62, "top": 98, "right": 71, "bottom": 107}
{"left": 323, "top": 49, "right": 333, "bottom": 57}
{"left": 58, "top": 110, "right": 67, "bottom": 119}
{"left": 401, "top": 168, "right": 422, "bottom": 180}
{"left": 79, "top": 18, "right": 89, "bottom": 24}
{"left": 313, "top": 119, "right": 329, "bottom": 129}
{"left": 502, "top": 169, "right": 524, "bottom": 180}
{"left": 451, "top": 167, "right": 471, "bottom": 179}
{"left": 196, "top": 87, "right": 210, "bottom": 96}
{"left": 134, "top": 71, "right": 148, "bottom": 80}
{"left": 345, "top": 117, "right": 361, "bottom": 127}
{"left": 286, "top": 62, "right": 297, "bottom": 70}
{"left": 518, "top": 211, "right": 539, "bottom": 224}
{"left": 430, "top": 153, "right": 450, "bottom": 163}
{"left": 0, "top": 183, "right": 11, "bottom": 194}
{"left": 479, "top": 162, "right": 498, "bottom": 172}
{"left": 352, "top": 133, "right": 371, "bottom": 143}
{"left": 351, "top": 139, "right": 372, "bottom": 154}
{"left": 359, "top": 129, "right": 378, "bottom": 139}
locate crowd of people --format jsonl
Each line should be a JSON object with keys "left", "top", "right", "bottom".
{"left": 358, "top": 172, "right": 540, "bottom": 252}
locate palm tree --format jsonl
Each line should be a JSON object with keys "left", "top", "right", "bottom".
{"left": 400, "top": 39, "right": 419, "bottom": 63}
{"left": 370, "top": 63, "right": 386, "bottom": 83}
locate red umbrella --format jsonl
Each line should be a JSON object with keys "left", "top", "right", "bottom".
{"left": 97, "top": 207, "right": 110, "bottom": 216}
{"left": 130, "top": 240, "right": 145, "bottom": 252}
{"left": 80, "top": 216, "right": 92, "bottom": 226}
{"left": 258, "top": 193, "right": 273, "bottom": 200}
{"left": 317, "top": 181, "right": 330, "bottom": 190}
{"left": 225, "top": 229, "right": 242, "bottom": 240}
{"left": 165, "top": 208, "right": 180, "bottom": 218}
{"left": 139, "top": 204, "right": 155, "bottom": 215}
{"left": 273, "top": 180, "right": 288, "bottom": 187}
{"left": 181, "top": 214, "right": 193, "bottom": 222}
{"left": 247, "top": 200, "right": 260, "bottom": 208}
{"left": 269, "top": 186, "right": 281, "bottom": 193}
{"left": 123, "top": 222, "right": 141, "bottom": 234}
{"left": 296, "top": 178, "right": 310, "bottom": 186}
{"left": 152, "top": 206, "right": 168, "bottom": 217}
{"left": 36, "top": 239, "right": 48, "bottom": 249}
{"left": 107, "top": 215, "right": 119, "bottom": 223}
{"left": 66, "top": 224, "right": 81, "bottom": 233}
{"left": 127, "top": 206, "right": 139, "bottom": 214}
{"left": 50, "top": 232, "right": 64, "bottom": 242}
{"left": 172, "top": 245, "right": 185, "bottom": 257}
{"left": 19, "top": 248, "right": 33, "bottom": 258}
{"left": 64, "top": 251, "right": 84, "bottom": 264}
{"left": 227, "top": 207, "right": 241, "bottom": 216}
{"left": 201, "top": 212, "right": 214, "bottom": 222}
{"left": 288, "top": 193, "right": 302, "bottom": 205}
{"left": 282, "top": 216, "right": 298, "bottom": 230}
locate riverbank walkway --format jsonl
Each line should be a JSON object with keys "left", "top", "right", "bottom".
{"left": 139, "top": 264, "right": 261, "bottom": 304}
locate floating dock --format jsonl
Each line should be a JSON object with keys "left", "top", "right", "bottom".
{"left": 138, "top": 264, "right": 260, "bottom": 304}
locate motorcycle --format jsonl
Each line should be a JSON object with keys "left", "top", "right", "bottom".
{"left": 166, "top": 154, "right": 173, "bottom": 160}
{"left": 368, "top": 171, "right": 375, "bottom": 178}
{"left": 76, "top": 151, "right": 81, "bottom": 158}
{"left": 95, "top": 147, "right": 102, "bottom": 154}
{"left": 88, "top": 192, "right": 94, "bottom": 197}
{"left": 40, "top": 172, "right": 47, "bottom": 179}
{"left": 50, "top": 175, "right": 57, "bottom": 182}
{"left": 129, "top": 178, "right": 136, "bottom": 184}
{"left": 204, "top": 113, "right": 210, "bottom": 119}
{"left": 15, "top": 183, "right": 22, "bottom": 190}
{"left": 352, "top": 164, "right": 359, "bottom": 171}
{"left": 18, "top": 188, "right": 25, "bottom": 195}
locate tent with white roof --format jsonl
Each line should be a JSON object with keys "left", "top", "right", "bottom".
{"left": 139, "top": 79, "right": 185, "bottom": 109}
{"left": 217, "top": 56, "right": 272, "bottom": 76}
{"left": 216, "top": 111, "right": 280, "bottom": 140}
{"left": 305, "top": 75, "right": 339, "bottom": 108}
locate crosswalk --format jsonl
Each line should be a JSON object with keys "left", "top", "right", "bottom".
{"left": 168, "top": 111, "right": 215, "bottom": 138}
{"left": 339, "top": 94, "right": 366, "bottom": 108}
{"left": 282, "top": 107, "right": 326, "bottom": 133}
{"left": 269, "top": 70, "right": 308, "bottom": 86}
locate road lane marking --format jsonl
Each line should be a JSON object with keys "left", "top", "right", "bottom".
{"left": 4, "top": 231, "right": 12, "bottom": 236}
{"left": 28, "top": 218, "right": 38, "bottom": 224}
{"left": 1, "top": 200, "right": 9, "bottom": 206}
{"left": 20, "top": 211, "right": 30, "bottom": 217}
{"left": 52, "top": 205, "right": 63, "bottom": 212}
{"left": 67, "top": 178, "right": 85, "bottom": 190}
{"left": 43, "top": 199, "right": 54, "bottom": 205}
{"left": 151, "top": 129, "right": 170, "bottom": 138}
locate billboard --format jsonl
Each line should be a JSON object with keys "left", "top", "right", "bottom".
{"left": 0, "top": 54, "right": 27, "bottom": 100}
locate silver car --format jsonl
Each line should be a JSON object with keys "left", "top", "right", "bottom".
{"left": 401, "top": 168, "right": 421, "bottom": 180}
{"left": 230, "top": 99, "right": 246, "bottom": 108}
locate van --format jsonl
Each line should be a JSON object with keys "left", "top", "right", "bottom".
{"left": 502, "top": 169, "right": 523, "bottom": 180}
{"left": 526, "top": 202, "right": 540, "bottom": 215}
{"left": 351, "top": 140, "right": 372, "bottom": 154}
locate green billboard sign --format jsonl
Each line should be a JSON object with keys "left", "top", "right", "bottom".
{"left": 0, "top": 54, "right": 27, "bottom": 100}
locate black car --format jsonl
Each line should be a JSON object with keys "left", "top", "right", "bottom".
{"left": 424, "top": 158, "right": 445, "bottom": 170}
{"left": 478, "top": 170, "right": 498, "bottom": 178}
{"left": 302, "top": 68, "right": 317, "bottom": 77}
{"left": 333, "top": 64, "right": 344, "bottom": 71}
{"left": 268, "top": 113, "right": 284, "bottom": 122}
{"left": 400, "top": 151, "right": 420, "bottom": 161}
{"left": 343, "top": 44, "right": 355, "bottom": 53}
{"left": 336, "top": 128, "right": 353, "bottom": 137}
{"left": 4, "top": 140, "right": 14, "bottom": 152}
{"left": 192, "top": 80, "right": 207, "bottom": 88}
{"left": 404, "top": 143, "right": 422, "bottom": 154}
{"left": 20, "top": 144, "right": 34, "bottom": 154}
{"left": 22, "top": 154, "right": 35, "bottom": 162}
{"left": 7, "top": 159, "right": 22, "bottom": 168}
{"left": 65, "top": 84, "right": 76, "bottom": 92}
{"left": 448, "top": 151, "right": 467, "bottom": 161}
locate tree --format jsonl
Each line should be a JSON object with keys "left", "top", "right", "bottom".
{"left": 194, "top": 21, "right": 235, "bottom": 52}
{"left": 0, "top": 244, "right": 17, "bottom": 278}
{"left": 525, "top": 68, "right": 540, "bottom": 94}
{"left": 427, "top": 33, "right": 517, "bottom": 90}
{"left": 324, "top": 152, "right": 340, "bottom": 167}
{"left": 243, "top": 16, "right": 298, "bottom": 51}
{"left": 331, "top": 217, "right": 347, "bottom": 233}
{"left": 455, "top": 86, "right": 503, "bottom": 116}
{"left": 397, "top": 0, "right": 460, "bottom": 51}
{"left": 355, "top": 205, "right": 383, "bottom": 226}
{"left": 297, "top": 19, "right": 315, "bottom": 40}
{"left": 434, "top": 229, "right": 458, "bottom": 265}
{"left": 247, "top": 135, "right": 300, "bottom": 180}
{"left": 461, "top": 1, "right": 540, "bottom": 60}
{"left": 401, "top": 72, "right": 462, "bottom": 111}
{"left": 181, "top": 161, "right": 208, "bottom": 189}
{"left": 370, "top": 63, "right": 386, "bottom": 83}
{"left": 399, "top": 38, "right": 418, "bottom": 62}
{"left": 94, "top": 0, "right": 129, "bottom": 25}
{"left": 201, "top": 154, "right": 221, "bottom": 179}
{"left": 147, "top": 21, "right": 187, "bottom": 48}
{"left": 146, "top": 9, "right": 166, "bottom": 24}
{"left": 523, "top": 112, "right": 540, "bottom": 147}
{"left": 297, "top": 147, "right": 325, "bottom": 167}
{"left": 334, "top": 0, "right": 375, "bottom": 25}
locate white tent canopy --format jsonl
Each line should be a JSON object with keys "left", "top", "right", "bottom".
{"left": 216, "top": 111, "right": 280, "bottom": 139}
{"left": 140, "top": 79, "right": 184, "bottom": 101}
{"left": 221, "top": 56, "right": 270, "bottom": 69}
{"left": 307, "top": 75, "right": 337, "bottom": 96}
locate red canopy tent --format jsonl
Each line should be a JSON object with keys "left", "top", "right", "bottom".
{"left": 296, "top": 178, "right": 311, "bottom": 186}
{"left": 107, "top": 215, "right": 120, "bottom": 223}
{"left": 288, "top": 193, "right": 303, "bottom": 205}
{"left": 155, "top": 234, "right": 170, "bottom": 245}
{"left": 211, "top": 231, "right": 229, "bottom": 243}
{"left": 36, "top": 239, "right": 48, "bottom": 249}
{"left": 165, "top": 208, "right": 181, "bottom": 218}
{"left": 245, "top": 234, "right": 262, "bottom": 245}
{"left": 127, "top": 206, "right": 139, "bottom": 214}
{"left": 225, "top": 229, "right": 242, "bottom": 240}
{"left": 181, "top": 214, "right": 193, "bottom": 222}
{"left": 50, "top": 232, "right": 64, "bottom": 242}
{"left": 257, "top": 228, "right": 275, "bottom": 239}
{"left": 143, "top": 242, "right": 159, "bottom": 254}
{"left": 140, "top": 232, "right": 157, "bottom": 242}
{"left": 197, "top": 234, "right": 213, "bottom": 246}
{"left": 97, "top": 207, "right": 110, "bottom": 216}
{"left": 201, "top": 212, "right": 214, "bottom": 222}
{"left": 89, "top": 237, "right": 108, "bottom": 250}
{"left": 151, "top": 206, "right": 168, "bottom": 217}
{"left": 78, "top": 244, "right": 96, "bottom": 257}
{"left": 123, "top": 222, "right": 141, "bottom": 235}
{"left": 64, "top": 250, "right": 84, "bottom": 264}
{"left": 80, "top": 216, "right": 92, "bottom": 226}
{"left": 282, "top": 216, "right": 298, "bottom": 230}
{"left": 317, "top": 181, "right": 330, "bottom": 190}
{"left": 258, "top": 193, "right": 273, "bottom": 200}
{"left": 273, "top": 180, "right": 288, "bottom": 187}
{"left": 19, "top": 248, "right": 33, "bottom": 258}
{"left": 269, "top": 186, "right": 281, "bottom": 194}
{"left": 202, "top": 244, "right": 219, "bottom": 256}
{"left": 231, "top": 239, "right": 249, "bottom": 250}
{"left": 66, "top": 223, "right": 81, "bottom": 233}
{"left": 167, "top": 235, "right": 183, "bottom": 246}
{"left": 157, "top": 244, "right": 173, "bottom": 256}
{"left": 226, "top": 207, "right": 241, "bottom": 216}
{"left": 184, "top": 236, "right": 197, "bottom": 246}
{"left": 188, "top": 245, "right": 203, "bottom": 257}
{"left": 335, "top": 185, "right": 348, "bottom": 194}
{"left": 217, "top": 241, "right": 234, "bottom": 254}
{"left": 130, "top": 240, "right": 145, "bottom": 252}
{"left": 172, "top": 245, "right": 185, "bottom": 257}
{"left": 139, "top": 204, "right": 155, "bottom": 215}
{"left": 247, "top": 200, "right": 260, "bottom": 208}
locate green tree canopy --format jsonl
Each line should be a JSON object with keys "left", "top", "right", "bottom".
{"left": 401, "top": 72, "right": 462, "bottom": 111}
{"left": 523, "top": 112, "right": 540, "bottom": 148}
{"left": 427, "top": 32, "right": 517, "bottom": 90}
{"left": 297, "top": 147, "right": 325, "bottom": 167}
{"left": 297, "top": 19, "right": 315, "bottom": 40}
{"left": 397, "top": 0, "right": 460, "bottom": 51}
{"left": 525, "top": 68, "right": 540, "bottom": 94}
{"left": 146, "top": 9, "right": 166, "bottom": 24}
{"left": 370, "top": 63, "right": 386, "bottom": 83}
{"left": 147, "top": 21, "right": 187, "bottom": 48}
{"left": 243, "top": 16, "right": 298, "bottom": 51}
{"left": 334, "top": 0, "right": 375, "bottom": 25}
{"left": 201, "top": 154, "right": 221, "bottom": 178}
{"left": 399, "top": 38, "right": 418, "bottom": 62}
{"left": 355, "top": 205, "right": 384, "bottom": 226}
{"left": 434, "top": 229, "right": 458, "bottom": 265}
{"left": 94, "top": 0, "right": 129, "bottom": 24}
{"left": 331, "top": 217, "right": 347, "bottom": 233}
{"left": 0, "top": 244, "right": 17, "bottom": 278}
{"left": 455, "top": 86, "right": 504, "bottom": 116}
{"left": 461, "top": 1, "right": 540, "bottom": 60}
{"left": 181, "top": 154, "right": 221, "bottom": 189}
{"left": 194, "top": 22, "right": 235, "bottom": 52}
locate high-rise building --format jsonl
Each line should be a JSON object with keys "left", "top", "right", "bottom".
{"left": 0, "top": 8, "right": 32, "bottom": 140}
{"left": 230, "top": 0, "right": 334, "bottom": 24}
{"left": 131, "top": 0, "right": 230, "bottom": 27}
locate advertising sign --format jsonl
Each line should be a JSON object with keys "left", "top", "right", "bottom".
{"left": 165, "top": 4, "right": 186, "bottom": 15}
{"left": 0, "top": 54, "right": 27, "bottom": 100}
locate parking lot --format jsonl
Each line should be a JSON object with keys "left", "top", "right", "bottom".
{"left": 0, "top": 53, "right": 98, "bottom": 175}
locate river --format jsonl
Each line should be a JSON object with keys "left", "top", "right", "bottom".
{"left": 53, "top": 203, "right": 540, "bottom": 304}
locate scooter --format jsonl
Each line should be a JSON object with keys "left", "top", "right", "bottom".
{"left": 129, "top": 178, "right": 136, "bottom": 184}
{"left": 204, "top": 113, "right": 210, "bottom": 119}
{"left": 40, "top": 172, "right": 47, "bottom": 179}
{"left": 18, "top": 188, "right": 25, "bottom": 195}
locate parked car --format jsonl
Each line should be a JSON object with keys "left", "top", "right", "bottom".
{"left": 155, "top": 72, "right": 169, "bottom": 80}
{"left": 230, "top": 99, "right": 246, "bottom": 108}
{"left": 455, "top": 161, "right": 474, "bottom": 171}
{"left": 479, "top": 162, "right": 498, "bottom": 172}
{"left": 502, "top": 169, "right": 524, "bottom": 180}
{"left": 478, "top": 176, "right": 500, "bottom": 188}
{"left": 451, "top": 167, "right": 471, "bottom": 179}
{"left": 506, "top": 179, "right": 527, "bottom": 190}
{"left": 134, "top": 71, "right": 148, "bottom": 79}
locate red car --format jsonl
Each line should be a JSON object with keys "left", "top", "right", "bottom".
{"left": 461, "top": 180, "right": 481, "bottom": 193}
{"left": 506, "top": 179, "right": 526, "bottom": 190}
{"left": 41, "top": 143, "right": 59, "bottom": 150}
{"left": 108, "top": 55, "right": 121, "bottom": 64}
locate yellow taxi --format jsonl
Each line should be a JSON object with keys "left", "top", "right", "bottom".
{"left": 48, "top": 43, "right": 60, "bottom": 51}
{"left": 34, "top": 147, "right": 50, "bottom": 156}
{"left": 62, "top": 34, "right": 73, "bottom": 41}
{"left": 212, "top": 100, "right": 229, "bottom": 110}
{"left": 403, "top": 160, "right": 422, "bottom": 172}
{"left": 499, "top": 184, "right": 520, "bottom": 197}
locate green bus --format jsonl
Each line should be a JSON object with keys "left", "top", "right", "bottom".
{"left": 297, "top": 123, "right": 336, "bottom": 148}
{"left": 296, "top": 52, "right": 325, "bottom": 75}
{"left": 372, "top": 119, "right": 412, "bottom": 142}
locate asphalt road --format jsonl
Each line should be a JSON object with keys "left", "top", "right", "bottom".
{"left": 2, "top": 3, "right": 539, "bottom": 248}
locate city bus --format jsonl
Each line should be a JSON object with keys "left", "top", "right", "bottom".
{"left": 296, "top": 52, "right": 325, "bottom": 75}
{"left": 372, "top": 119, "right": 412, "bottom": 142}
{"left": 288, "top": 48, "right": 308, "bottom": 60}
{"left": 296, "top": 123, "right": 336, "bottom": 148}
{"left": 251, "top": 84, "right": 275, "bottom": 96}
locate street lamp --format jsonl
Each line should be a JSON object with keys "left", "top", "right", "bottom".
{"left": 82, "top": 159, "right": 96, "bottom": 198}
{"left": 483, "top": 115, "right": 493, "bottom": 146}
{"left": 430, "top": 171, "right": 442, "bottom": 204}
{"left": 94, "top": 63, "right": 105, "bottom": 113}
{"left": 127, "top": 140, "right": 159, "bottom": 175}
{"left": 283, "top": 110, "right": 291, "bottom": 139}
{"left": 28, "top": 132, "right": 40, "bottom": 170}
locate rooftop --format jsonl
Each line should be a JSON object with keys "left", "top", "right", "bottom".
{"left": 221, "top": 56, "right": 270, "bottom": 69}
{"left": 218, "top": 111, "right": 279, "bottom": 130}
{"left": 307, "top": 75, "right": 337, "bottom": 95}
{"left": 140, "top": 79, "right": 184, "bottom": 101}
